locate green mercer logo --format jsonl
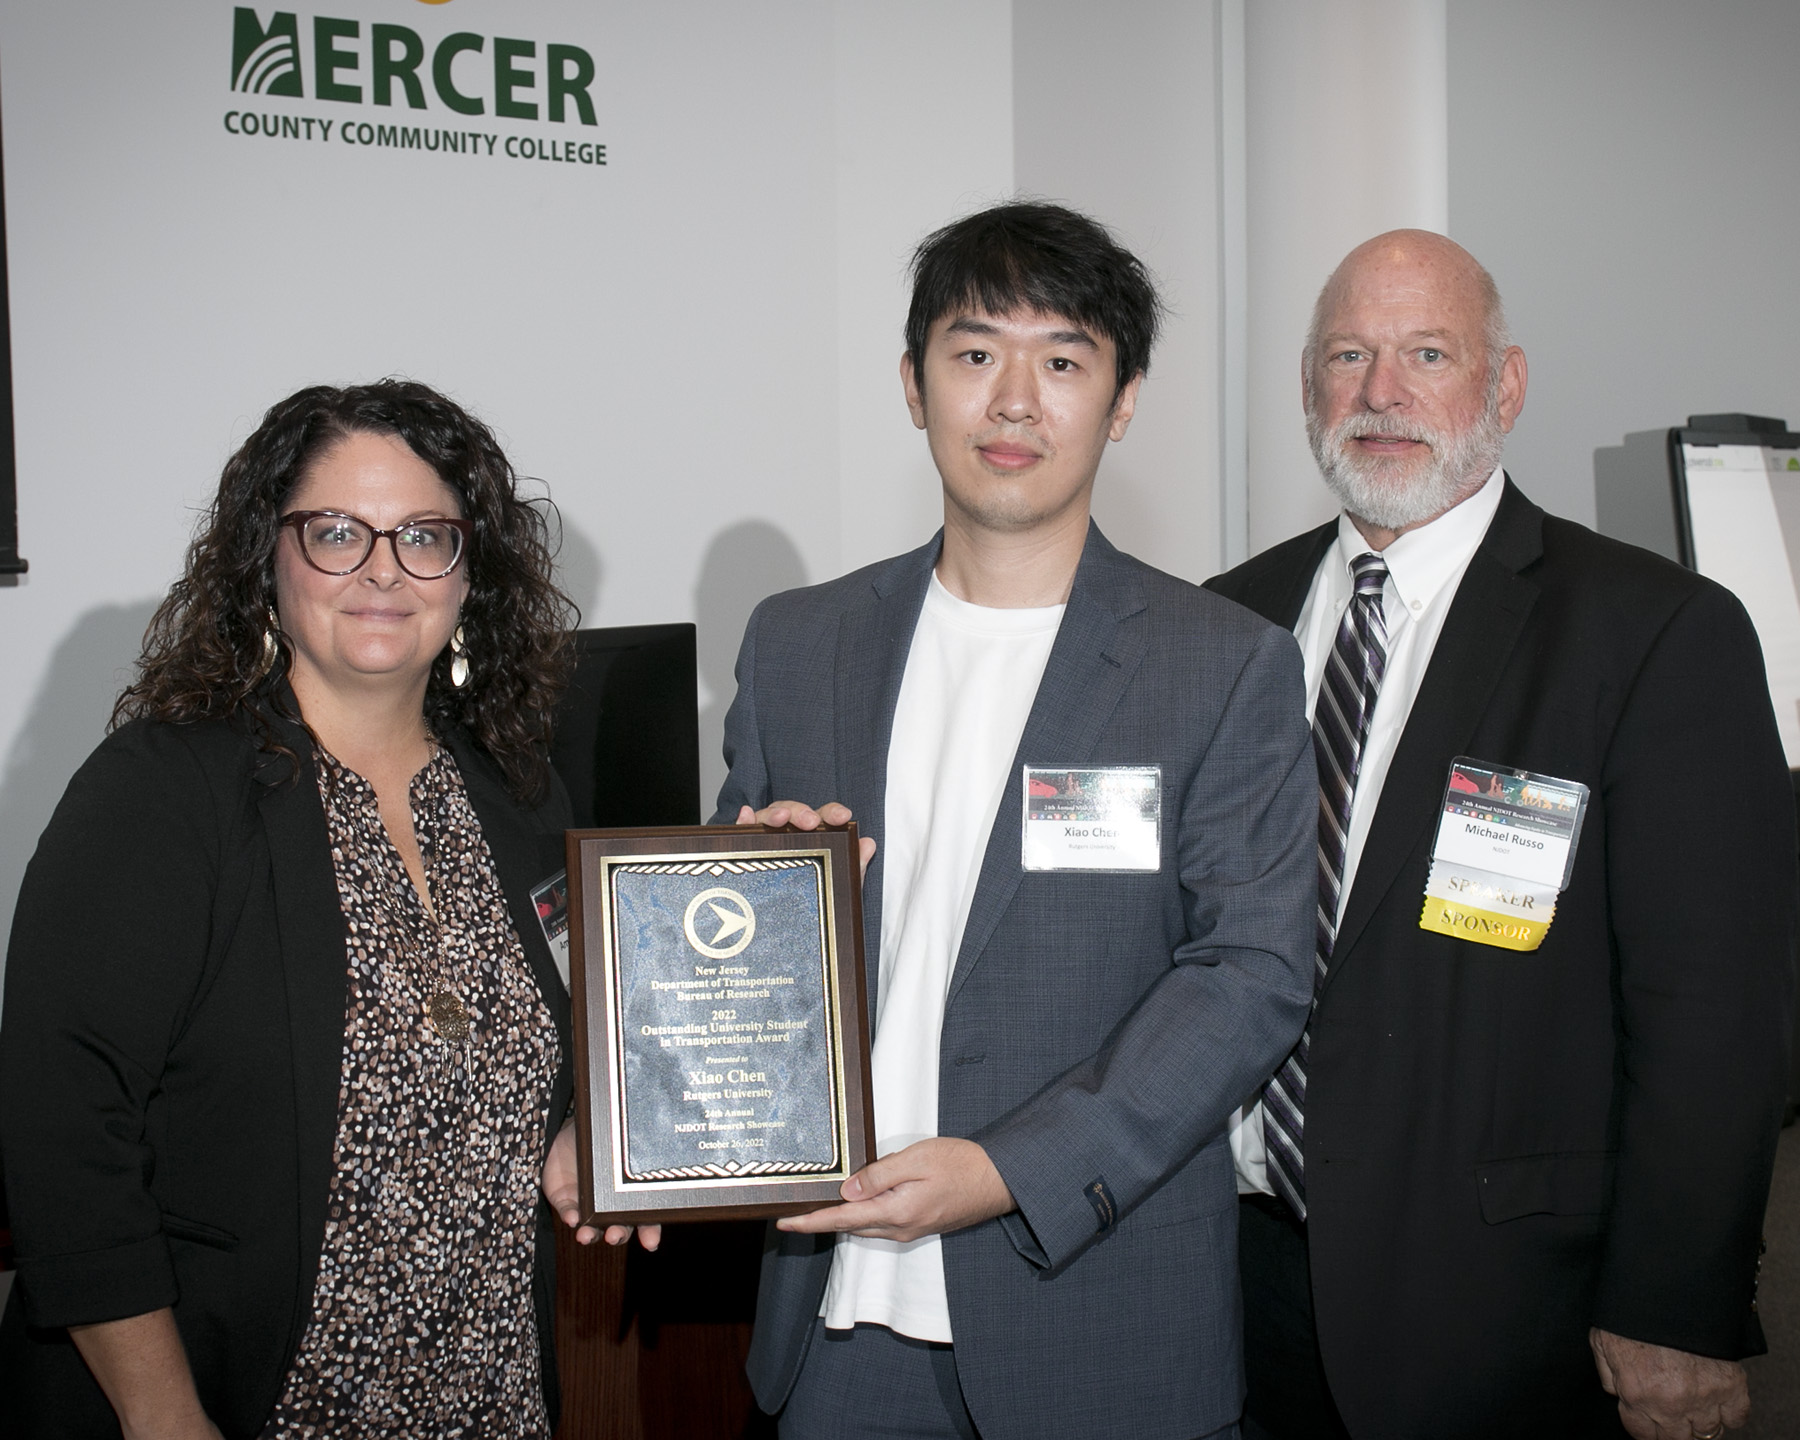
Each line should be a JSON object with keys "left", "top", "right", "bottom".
{"left": 230, "top": 8, "right": 597, "bottom": 124}
{"left": 232, "top": 10, "right": 301, "bottom": 97}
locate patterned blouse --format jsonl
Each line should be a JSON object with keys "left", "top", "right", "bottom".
{"left": 261, "top": 746, "right": 559, "bottom": 1438}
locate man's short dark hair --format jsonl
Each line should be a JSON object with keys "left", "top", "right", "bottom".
{"left": 905, "top": 201, "right": 1164, "bottom": 398}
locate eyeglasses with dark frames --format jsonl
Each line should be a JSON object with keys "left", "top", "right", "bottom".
{"left": 280, "top": 510, "right": 471, "bottom": 580}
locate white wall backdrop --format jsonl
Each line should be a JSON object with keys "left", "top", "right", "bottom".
{"left": 7, "top": 0, "right": 1800, "bottom": 984}
{"left": 0, "top": 0, "right": 1230, "bottom": 964}
{"left": 1244, "top": 0, "right": 1448, "bottom": 553}
{"left": 1015, "top": 0, "right": 1224, "bottom": 585}
{"left": 1447, "top": 0, "right": 1800, "bottom": 528}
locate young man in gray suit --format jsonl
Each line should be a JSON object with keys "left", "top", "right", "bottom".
{"left": 712, "top": 202, "right": 1318, "bottom": 1439}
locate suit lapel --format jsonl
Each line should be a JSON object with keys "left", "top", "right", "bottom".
{"left": 1326, "top": 481, "right": 1545, "bottom": 977}
{"left": 946, "top": 525, "right": 1148, "bottom": 1007}
{"left": 1259, "top": 524, "right": 1336, "bottom": 630}
{"left": 836, "top": 536, "right": 939, "bottom": 1021}
{"left": 254, "top": 734, "right": 350, "bottom": 1275}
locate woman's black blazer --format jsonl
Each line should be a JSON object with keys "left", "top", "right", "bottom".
{"left": 0, "top": 707, "right": 575, "bottom": 1438}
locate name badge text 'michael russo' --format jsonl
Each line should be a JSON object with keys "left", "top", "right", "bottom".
{"left": 1419, "top": 758, "right": 1590, "bottom": 953}
{"left": 223, "top": 7, "right": 608, "bottom": 170}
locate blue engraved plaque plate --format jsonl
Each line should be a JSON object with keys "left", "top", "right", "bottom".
{"left": 611, "top": 856, "right": 840, "bottom": 1182}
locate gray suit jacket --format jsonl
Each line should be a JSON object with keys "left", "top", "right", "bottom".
{"left": 715, "top": 523, "right": 1316, "bottom": 1440}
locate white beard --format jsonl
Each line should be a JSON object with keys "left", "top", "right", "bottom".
{"left": 1307, "top": 400, "right": 1506, "bottom": 531}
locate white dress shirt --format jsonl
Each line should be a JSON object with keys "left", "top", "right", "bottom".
{"left": 1230, "top": 465, "right": 1507, "bottom": 1194}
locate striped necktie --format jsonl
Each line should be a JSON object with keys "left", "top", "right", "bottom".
{"left": 1262, "top": 551, "right": 1390, "bottom": 1222}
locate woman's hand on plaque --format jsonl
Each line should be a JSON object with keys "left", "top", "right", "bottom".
{"left": 736, "top": 802, "right": 877, "bottom": 878}
{"left": 542, "top": 1120, "right": 662, "bottom": 1251}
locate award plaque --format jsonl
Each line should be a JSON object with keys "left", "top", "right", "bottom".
{"left": 566, "top": 824, "right": 874, "bottom": 1224}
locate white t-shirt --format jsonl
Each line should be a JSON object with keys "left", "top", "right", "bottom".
{"left": 1230, "top": 465, "right": 1506, "bottom": 1194}
{"left": 820, "top": 571, "right": 1064, "bottom": 1341}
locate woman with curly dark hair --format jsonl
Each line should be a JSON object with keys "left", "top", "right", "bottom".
{"left": 0, "top": 379, "right": 625, "bottom": 1438}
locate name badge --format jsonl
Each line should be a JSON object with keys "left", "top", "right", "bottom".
{"left": 532, "top": 869, "right": 572, "bottom": 989}
{"left": 1418, "top": 758, "right": 1589, "bottom": 951}
{"left": 1022, "top": 765, "right": 1162, "bottom": 872}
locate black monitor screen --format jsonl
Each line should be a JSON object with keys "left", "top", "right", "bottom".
{"left": 550, "top": 624, "right": 700, "bottom": 829}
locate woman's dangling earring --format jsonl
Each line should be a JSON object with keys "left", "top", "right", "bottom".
{"left": 258, "top": 608, "right": 280, "bottom": 678}
{"left": 450, "top": 625, "right": 470, "bottom": 689}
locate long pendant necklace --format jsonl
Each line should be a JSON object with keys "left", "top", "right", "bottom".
{"left": 415, "top": 745, "right": 470, "bottom": 1044}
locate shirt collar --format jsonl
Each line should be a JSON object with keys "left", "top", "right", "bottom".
{"left": 1331, "top": 464, "right": 1506, "bottom": 615}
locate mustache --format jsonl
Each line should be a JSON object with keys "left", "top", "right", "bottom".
{"left": 1330, "top": 412, "right": 1442, "bottom": 447}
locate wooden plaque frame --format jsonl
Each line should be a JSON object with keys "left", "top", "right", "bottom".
{"left": 567, "top": 824, "right": 873, "bottom": 1224}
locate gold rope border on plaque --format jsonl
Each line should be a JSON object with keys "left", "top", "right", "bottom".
{"left": 602, "top": 850, "right": 847, "bottom": 1189}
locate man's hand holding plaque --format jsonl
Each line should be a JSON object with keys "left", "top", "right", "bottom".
{"left": 775, "top": 1135, "right": 1015, "bottom": 1242}
{"left": 736, "top": 800, "right": 878, "bottom": 878}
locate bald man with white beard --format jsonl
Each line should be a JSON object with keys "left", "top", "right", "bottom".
{"left": 1207, "top": 231, "right": 1795, "bottom": 1440}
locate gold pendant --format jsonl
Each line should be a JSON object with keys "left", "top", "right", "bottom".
{"left": 425, "top": 989, "right": 470, "bottom": 1042}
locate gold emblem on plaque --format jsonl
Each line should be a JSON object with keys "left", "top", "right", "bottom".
{"left": 425, "top": 989, "right": 471, "bottom": 1042}
{"left": 682, "top": 887, "right": 756, "bottom": 960}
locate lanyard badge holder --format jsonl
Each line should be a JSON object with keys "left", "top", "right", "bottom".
{"left": 1419, "top": 758, "right": 1590, "bottom": 952}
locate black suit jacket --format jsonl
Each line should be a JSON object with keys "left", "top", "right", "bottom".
{"left": 1209, "top": 480, "right": 1796, "bottom": 1438}
{"left": 0, "top": 707, "right": 574, "bottom": 1439}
